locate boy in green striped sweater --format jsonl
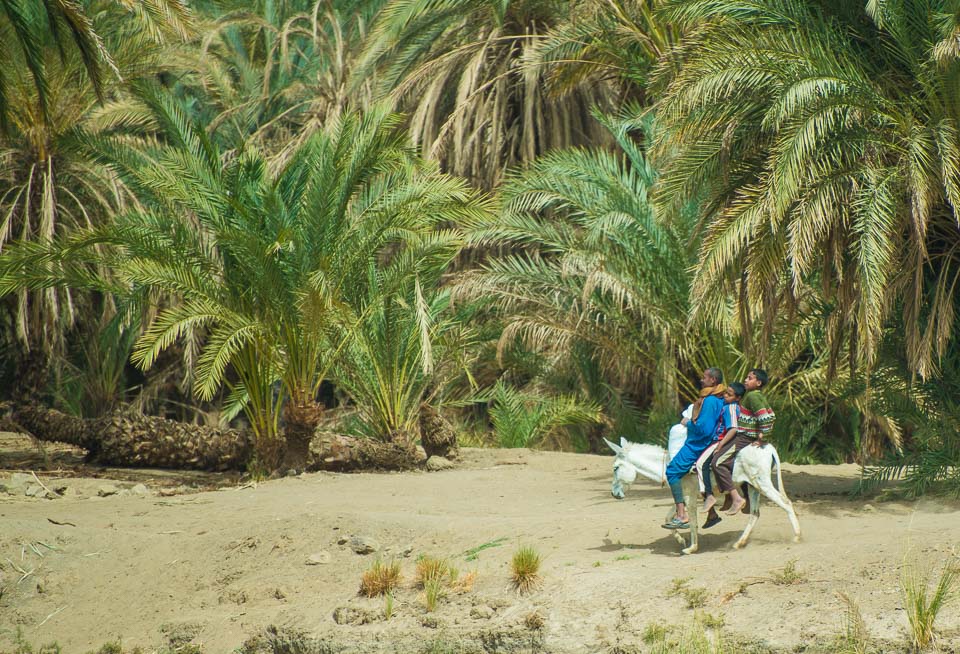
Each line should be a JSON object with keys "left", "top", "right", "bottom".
{"left": 713, "top": 368, "right": 776, "bottom": 515}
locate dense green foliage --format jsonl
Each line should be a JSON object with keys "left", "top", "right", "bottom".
{"left": 1, "top": 0, "right": 959, "bottom": 492}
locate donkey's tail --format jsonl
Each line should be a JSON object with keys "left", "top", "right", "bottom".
{"left": 769, "top": 444, "right": 789, "bottom": 502}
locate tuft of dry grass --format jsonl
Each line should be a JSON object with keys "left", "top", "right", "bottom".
{"left": 511, "top": 545, "right": 542, "bottom": 594}
{"left": 450, "top": 570, "right": 477, "bottom": 593}
{"left": 415, "top": 555, "right": 453, "bottom": 588}
{"left": 834, "top": 591, "right": 869, "bottom": 654}
{"left": 359, "top": 559, "right": 402, "bottom": 597}
{"left": 524, "top": 610, "right": 545, "bottom": 630}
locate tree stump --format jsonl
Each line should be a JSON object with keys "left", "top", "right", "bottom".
{"left": 418, "top": 403, "right": 458, "bottom": 460}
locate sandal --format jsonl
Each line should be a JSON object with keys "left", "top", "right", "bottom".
{"left": 662, "top": 517, "right": 691, "bottom": 530}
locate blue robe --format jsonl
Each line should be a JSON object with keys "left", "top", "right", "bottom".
{"left": 666, "top": 394, "right": 723, "bottom": 486}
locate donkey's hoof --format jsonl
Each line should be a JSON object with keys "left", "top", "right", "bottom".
{"left": 681, "top": 545, "right": 698, "bottom": 555}
{"left": 792, "top": 535, "right": 802, "bottom": 543}
{"left": 733, "top": 540, "right": 747, "bottom": 550}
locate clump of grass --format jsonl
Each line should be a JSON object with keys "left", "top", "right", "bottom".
{"left": 524, "top": 610, "right": 545, "bottom": 630}
{"left": 450, "top": 570, "right": 477, "bottom": 593}
{"left": 770, "top": 559, "right": 806, "bottom": 586}
{"left": 901, "top": 552, "right": 959, "bottom": 651}
{"left": 643, "top": 614, "right": 737, "bottom": 654}
{"left": 642, "top": 622, "right": 670, "bottom": 644}
{"left": 424, "top": 577, "right": 445, "bottom": 612}
{"left": 384, "top": 592, "right": 395, "bottom": 620}
{"left": 511, "top": 545, "right": 542, "bottom": 594}
{"left": 359, "top": 558, "right": 402, "bottom": 597}
{"left": 834, "top": 591, "right": 869, "bottom": 654}
{"left": 697, "top": 611, "right": 725, "bottom": 629}
{"left": 415, "top": 555, "right": 453, "bottom": 588}
{"left": 7, "top": 627, "right": 63, "bottom": 654}
{"left": 668, "top": 577, "right": 709, "bottom": 609}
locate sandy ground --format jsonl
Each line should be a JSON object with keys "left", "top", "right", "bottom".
{"left": 1, "top": 431, "right": 959, "bottom": 654}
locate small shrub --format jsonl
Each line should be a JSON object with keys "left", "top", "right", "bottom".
{"left": 511, "top": 545, "right": 542, "bottom": 594}
{"left": 359, "top": 559, "right": 402, "bottom": 597}
{"left": 901, "top": 552, "right": 959, "bottom": 650}
{"left": 524, "top": 610, "right": 545, "bottom": 630}
{"left": 668, "top": 577, "right": 709, "bottom": 609}
{"left": 770, "top": 559, "right": 806, "bottom": 586}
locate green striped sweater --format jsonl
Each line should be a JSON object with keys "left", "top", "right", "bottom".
{"left": 739, "top": 390, "right": 775, "bottom": 440}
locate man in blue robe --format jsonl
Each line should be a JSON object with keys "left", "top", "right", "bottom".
{"left": 662, "top": 367, "right": 725, "bottom": 529}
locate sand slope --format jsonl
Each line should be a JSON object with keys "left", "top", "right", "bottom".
{"left": 1, "top": 433, "right": 959, "bottom": 653}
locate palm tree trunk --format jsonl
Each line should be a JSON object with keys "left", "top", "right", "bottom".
{"left": 282, "top": 398, "right": 324, "bottom": 472}
{"left": 6, "top": 402, "right": 253, "bottom": 470}
{"left": 4, "top": 403, "right": 420, "bottom": 472}
{"left": 419, "top": 402, "right": 458, "bottom": 459}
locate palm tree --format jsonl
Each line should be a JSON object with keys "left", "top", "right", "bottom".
{"left": 455, "top": 111, "right": 697, "bottom": 438}
{"left": 178, "top": 0, "right": 381, "bottom": 160}
{"left": 355, "top": 0, "right": 614, "bottom": 188}
{"left": 0, "top": 0, "right": 192, "bottom": 402}
{"left": 653, "top": 0, "right": 960, "bottom": 378}
{"left": 531, "top": 0, "right": 679, "bottom": 103}
{"left": 0, "top": 0, "right": 192, "bottom": 129}
{"left": 334, "top": 282, "right": 468, "bottom": 443}
{"left": 1, "top": 97, "right": 490, "bottom": 471}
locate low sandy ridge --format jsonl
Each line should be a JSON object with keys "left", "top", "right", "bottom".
{"left": 1, "top": 433, "right": 959, "bottom": 653}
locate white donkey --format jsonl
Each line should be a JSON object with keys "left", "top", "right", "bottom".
{"left": 605, "top": 434, "right": 801, "bottom": 554}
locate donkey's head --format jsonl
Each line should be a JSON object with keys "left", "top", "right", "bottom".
{"left": 605, "top": 437, "right": 638, "bottom": 499}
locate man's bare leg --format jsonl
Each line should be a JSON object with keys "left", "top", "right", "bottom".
{"left": 724, "top": 489, "right": 746, "bottom": 515}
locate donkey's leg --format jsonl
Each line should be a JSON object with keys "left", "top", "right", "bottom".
{"left": 754, "top": 477, "right": 802, "bottom": 543}
{"left": 682, "top": 473, "right": 699, "bottom": 555}
{"left": 733, "top": 487, "right": 762, "bottom": 549}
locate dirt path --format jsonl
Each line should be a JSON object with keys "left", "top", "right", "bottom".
{"left": 1, "top": 433, "right": 959, "bottom": 653}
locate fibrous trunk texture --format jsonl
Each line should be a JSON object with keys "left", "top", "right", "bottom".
{"left": 7, "top": 402, "right": 252, "bottom": 470}
{"left": 418, "top": 403, "right": 458, "bottom": 459}
{"left": 5, "top": 403, "right": 420, "bottom": 472}
{"left": 282, "top": 398, "right": 324, "bottom": 472}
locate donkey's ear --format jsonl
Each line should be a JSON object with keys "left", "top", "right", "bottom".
{"left": 620, "top": 437, "right": 629, "bottom": 448}
{"left": 603, "top": 438, "right": 623, "bottom": 455}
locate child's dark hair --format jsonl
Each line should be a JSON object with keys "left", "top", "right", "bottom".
{"left": 750, "top": 368, "right": 769, "bottom": 388}
{"left": 729, "top": 382, "right": 746, "bottom": 398}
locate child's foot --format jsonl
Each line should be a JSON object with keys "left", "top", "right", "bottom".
{"left": 725, "top": 497, "right": 746, "bottom": 516}
{"left": 662, "top": 516, "right": 690, "bottom": 530}
{"left": 703, "top": 495, "right": 716, "bottom": 513}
